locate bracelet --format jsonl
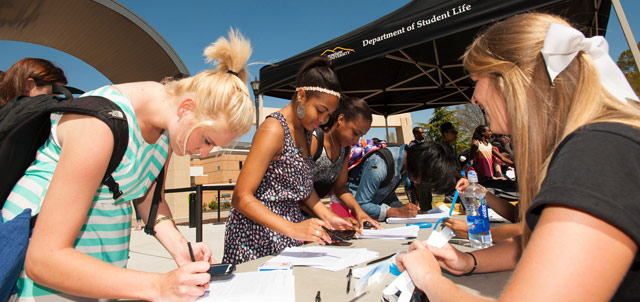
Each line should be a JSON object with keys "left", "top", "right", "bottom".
{"left": 463, "top": 252, "right": 477, "bottom": 276}
{"left": 154, "top": 216, "right": 174, "bottom": 226}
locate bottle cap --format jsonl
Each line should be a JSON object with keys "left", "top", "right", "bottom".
{"left": 468, "top": 170, "right": 478, "bottom": 183}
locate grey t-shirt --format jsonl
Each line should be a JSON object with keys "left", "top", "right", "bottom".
{"left": 313, "top": 145, "right": 347, "bottom": 198}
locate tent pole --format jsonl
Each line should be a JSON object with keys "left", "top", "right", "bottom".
{"left": 612, "top": 0, "right": 640, "bottom": 71}
{"left": 385, "top": 115, "right": 390, "bottom": 142}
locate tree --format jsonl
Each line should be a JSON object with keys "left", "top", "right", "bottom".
{"left": 617, "top": 41, "right": 640, "bottom": 97}
{"left": 454, "top": 103, "right": 485, "bottom": 135}
{"left": 416, "top": 107, "right": 468, "bottom": 152}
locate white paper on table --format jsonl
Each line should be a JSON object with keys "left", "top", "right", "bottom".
{"left": 355, "top": 260, "right": 392, "bottom": 294}
{"left": 382, "top": 271, "right": 415, "bottom": 302}
{"left": 487, "top": 208, "right": 510, "bottom": 222}
{"left": 197, "top": 270, "right": 295, "bottom": 302}
{"left": 386, "top": 212, "right": 449, "bottom": 224}
{"left": 426, "top": 226, "right": 455, "bottom": 248}
{"left": 359, "top": 225, "right": 419, "bottom": 239}
{"left": 429, "top": 203, "right": 461, "bottom": 215}
{"left": 266, "top": 246, "right": 378, "bottom": 271}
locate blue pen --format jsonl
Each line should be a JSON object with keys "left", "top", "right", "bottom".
{"left": 406, "top": 222, "right": 432, "bottom": 228}
{"left": 433, "top": 190, "right": 459, "bottom": 230}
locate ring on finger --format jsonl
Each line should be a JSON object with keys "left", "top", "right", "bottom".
{"left": 315, "top": 230, "right": 320, "bottom": 236}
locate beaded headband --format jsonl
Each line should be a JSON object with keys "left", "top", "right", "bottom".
{"left": 295, "top": 86, "right": 340, "bottom": 98}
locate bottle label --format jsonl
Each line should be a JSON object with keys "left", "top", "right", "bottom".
{"left": 467, "top": 203, "right": 490, "bottom": 234}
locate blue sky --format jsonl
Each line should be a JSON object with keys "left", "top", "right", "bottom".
{"left": 1, "top": 0, "right": 638, "bottom": 142}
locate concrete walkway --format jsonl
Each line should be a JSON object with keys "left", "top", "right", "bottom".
{"left": 127, "top": 223, "right": 227, "bottom": 273}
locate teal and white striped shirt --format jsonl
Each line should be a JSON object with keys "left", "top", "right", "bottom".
{"left": 2, "top": 85, "right": 169, "bottom": 301}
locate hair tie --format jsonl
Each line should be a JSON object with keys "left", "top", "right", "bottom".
{"left": 227, "top": 70, "right": 239, "bottom": 77}
{"left": 295, "top": 86, "right": 340, "bottom": 98}
{"left": 541, "top": 23, "right": 639, "bottom": 104}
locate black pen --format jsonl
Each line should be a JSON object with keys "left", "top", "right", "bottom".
{"left": 187, "top": 242, "right": 195, "bottom": 262}
{"left": 346, "top": 268, "right": 352, "bottom": 294}
{"left": 348, "top": 290, "right": 369, "bottom": 302}
{"left": 315, "top": 290, "right": 321, "bottom": 302}
{"left": 366, "top": 252, "right": 396, "bottom": 266}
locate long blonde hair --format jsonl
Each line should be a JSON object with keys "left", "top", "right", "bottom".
{"left": 163, "top": 28, "right": 254, "bottom": 152}
{"left": 463, "top": 13, "right": 640, "bottom": 244}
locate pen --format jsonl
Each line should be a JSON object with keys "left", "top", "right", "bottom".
{"left": 315, "top": 290, "right": 321, "bottom": 302}
{"left": 346, "top": 268, "right": 352, "bottom": 294}
{"left": 366, "top": 252, "right": 396, "bottom": 266}
{"left": 348, "top": 290, "right": 369, "bottom": 302}
{"left": 187, "top": 242, "right": 195, "bottom": 262}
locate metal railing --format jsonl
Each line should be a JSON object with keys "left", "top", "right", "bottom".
{"left": 164, "top": 183, "right": 235, "bottom": 242}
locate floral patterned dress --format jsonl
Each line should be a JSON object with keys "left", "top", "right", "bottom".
{"left": 223, "top": 112, "right": 314, "bottom": 264}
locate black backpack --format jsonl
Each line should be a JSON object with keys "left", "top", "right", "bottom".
{"left": 0, "top": 87, "right": 130, "bottom": 299}
{"left": 0, "top": 87, "right": 129, "bottom": 219}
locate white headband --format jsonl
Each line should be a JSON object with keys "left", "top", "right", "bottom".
{"left": 541, "top": 23, "right": 639, "bottom": 104}
{"left": 295, "top": 86, "right": 341, "bottom": 98}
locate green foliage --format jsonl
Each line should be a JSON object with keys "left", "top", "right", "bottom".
{"left": 617, "top": 42, "right": 640, "bottom": 97}
{"left": 206, "top": 199, "right": 231, "bottom": 211}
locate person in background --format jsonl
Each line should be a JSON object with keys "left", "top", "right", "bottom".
{"left": 224, "top": 56, "right": 354, "bottom": 265}
{"left": 308, "top": 95, "right": 381, "bottom": 229}
{"left": 439, "top": 122, "right": 458, "bottom": 155}
{"left": 470, "top": 125, "right": 513, "bottom": 181}
{"left": 409, "top": 126, "right": 425, "bottom": 147}
{"left": 0, "top": 57, "right": 68, "bottom": 105}
{"left": 1, "top": 29, "right": 255, "bottom": 300}
{"left": 348, "top": 141, "right": 458, "bottom": 221}
{"left": 396, "top": 13, "right": 640, "bottom": 301}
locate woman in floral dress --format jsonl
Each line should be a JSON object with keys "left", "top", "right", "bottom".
{"left": 223, "top": 57, "right": 354, "bottom": 264}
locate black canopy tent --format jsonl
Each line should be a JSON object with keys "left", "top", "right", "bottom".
{"left": 258, "top": 0, "right": 611, "bottom": 117}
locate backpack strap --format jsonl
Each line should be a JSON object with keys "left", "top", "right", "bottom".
{"left": 144, "top": 167, "right": 165, "bottom": 236}
{"left": 351, "top": 147, "right": 395, "bottom": 189}
{"left": 312, "top": 127, "right": 324, "bottom": 161}
{"left": 376, "top": 148, "right": 395, "bottom": 188}
{"left": 54, "top": 97, "right": 129, "bottom": 199}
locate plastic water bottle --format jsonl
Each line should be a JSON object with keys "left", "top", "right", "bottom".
{"left": 462, "top": 171, "right": 493, "bottom": 248}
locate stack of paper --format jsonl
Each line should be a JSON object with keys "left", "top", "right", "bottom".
{"left": 266, "top": 246, "right": 379, "bottom": 271}
{"left": 359, "top": 225, "right": 419, "bottom": 239}
{"left": 386, "top": 204, "right": 459, "bottom": 224}
{"left": 198, "top": 270, "right": 294, "bottom": 302}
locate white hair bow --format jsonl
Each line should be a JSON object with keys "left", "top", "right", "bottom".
{"left": 541, "top": 23, "right": 639, "bottom": 104}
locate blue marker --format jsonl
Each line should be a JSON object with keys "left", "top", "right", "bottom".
{"left": 406, "top": 222, "right": 432, "bottom": 228}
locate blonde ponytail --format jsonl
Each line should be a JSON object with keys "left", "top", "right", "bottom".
{"left": 164, "top": 28, "right": 255, "bottom": 152}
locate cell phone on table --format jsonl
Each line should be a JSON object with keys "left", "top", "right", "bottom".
{"left": 207, "top": 263, "right": 235, "bottom": 276}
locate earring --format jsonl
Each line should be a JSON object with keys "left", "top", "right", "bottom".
{"left": 296, "top": 103, "right": 305, "bottom": 119}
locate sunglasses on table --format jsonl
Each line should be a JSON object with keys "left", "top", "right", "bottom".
{"left": 322, "top": 226, "right": 357, "bottom": 242}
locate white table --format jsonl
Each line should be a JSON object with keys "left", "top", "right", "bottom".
{"left": 235, "top": 222, "right": 512, "bottom": 301}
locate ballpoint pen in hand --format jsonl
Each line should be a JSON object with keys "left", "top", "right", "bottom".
{"left": 187, "top": 242, "right": 195, "bottom": 262}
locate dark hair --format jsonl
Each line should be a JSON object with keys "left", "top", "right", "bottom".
{"left": 472, "top": 125, "right": 488, "bottom": 141}
{"left": 412, "top": 126, "right": 424, "bottom": 136}
{"left": 406, "top": 141, "right": 458, "bottom": 194}
{"left": 439, "top": 122, "right": 454, "bottom": 135}
{"left": 323, "top": 95, "right": 372, "bottom": 129}
{"left": 0, "top": 58, "right": 68, "bottom": 105}
{"left": 292, "top": 56, "right": 341, "bottom": 102}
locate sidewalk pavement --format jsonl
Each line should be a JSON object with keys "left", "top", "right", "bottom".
{"left": 127, "top": 223, "right": 227, "bottom": 273}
